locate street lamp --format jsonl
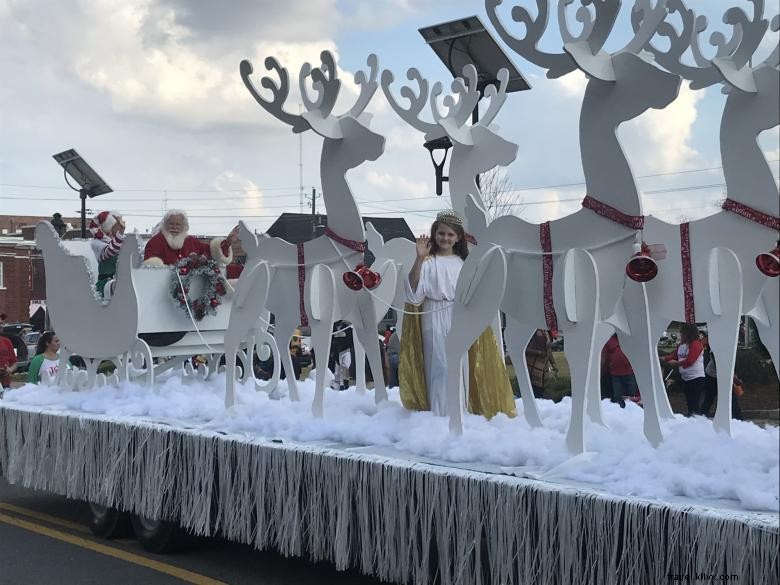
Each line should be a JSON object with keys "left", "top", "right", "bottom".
{"left": 52, "top": 149, "right": 113, "bottom": 238}
{"left": 418, "top": 16, "right": 530, "bottom": 194}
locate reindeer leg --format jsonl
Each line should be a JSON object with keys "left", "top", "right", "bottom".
{"left": 588, "top": 321, "right": 613, "bottom": 426}
{"left": 224, "top": 347, "right": 239, "bottom": 409}
{"left": 353, "top": 337, "right": 367, "bottom": 395}
{"left": 559, "top": 249, "right": 600, "bottom": 455}
{"left": 706, "top": 248, "right": 743, "bottom": 435}
{"left": 445, "top": 319, "right": 480, "bottom": 434}
{"left": 308, "top": 265, "right": 337, "bottom": 418}
{"left": 273, "top": 315, "right": 300, "bottom": 402}
{"left": 446, "top": 245, "right": 507, "bottom": 434}
{"left": 751, "top": 277, "right": 779, "bottom": 379}
{"left": 504, "top": 316, "right": 543, "bottom": 428}
{"left": 616, "top": 285, "right": 665, "bottom": 446}
{"left": 354, "top": 287, "right": 389, "bottom": 402}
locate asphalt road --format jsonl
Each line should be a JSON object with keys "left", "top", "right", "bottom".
{"left": 0, "top": 477, "right": 389, "bottom": 585}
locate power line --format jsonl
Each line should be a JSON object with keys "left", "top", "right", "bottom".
{"left": 3, "top": 160, "right": 777, "bottom": 197}
{"left": 0, "top": 183, "right": 310, "bottom": 193}
{"left": 5, "top": 177, "right": 776, "bottom": 209}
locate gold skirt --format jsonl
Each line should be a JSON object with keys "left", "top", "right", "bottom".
{"left": 398, "top": 303, "right": 516, "bottom": 419}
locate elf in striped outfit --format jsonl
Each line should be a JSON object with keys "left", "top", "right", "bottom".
{"left": 89, "top": 210, "right": 126, "bottom": 299}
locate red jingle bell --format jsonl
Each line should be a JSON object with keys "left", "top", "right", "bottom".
{"left": 210, "top": 297, "right": 220, "bottom": 307}
{"left": 179, "top": 267, "right": 189, "bottom": 275}
{"left": 756, "top": 246, "right": 780, "bottom": 277}
{"left": 626, "top": 242, "right": 658, "bottom": 283}
{"left": 359, "top": 265, "right": 381, "bottom": 289}
{"left": 343, "top": 269, "right": 364, "bottom": 291}
{"left": 342, "top": 263, "right": 382, "bottom": 291}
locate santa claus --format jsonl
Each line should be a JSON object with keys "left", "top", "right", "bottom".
{"left": 143, "top": 209, "right": 238, "bottom": 267}
{"left": 90, "top": 210, "right": 126, "bottom": 299}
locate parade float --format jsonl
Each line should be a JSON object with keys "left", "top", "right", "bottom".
{"left": 1, "top": 1, "right": 778, "bottom": 584}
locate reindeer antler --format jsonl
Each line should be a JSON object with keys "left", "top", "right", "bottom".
{"left": 636, "top": 0, "right": 773, "bottom": 93}
{"left": 381, "top": 68, "right": 444, "bottom": 140}
{"left": 429, "top": 65, "right": 481, "bottom": 135}
{"left": 556, "top": 0, "right": 672, "bottom": 81}
{"left": 558, "top": 0, "right": 620, "bottom": 54}
{"left": 485, "top": 0, "right": 576, "bottom": 79}
{"left": 347, "top": 54, "right": 380, "bottom": 119}
{"left": 240, "top": 58, "right": 310, "bottom": 133}
{"left": 631, "top": 0, "right": 712, "bottom": 86}
{"left": 300, "top": 51, "right": 340, "bottom": 120}
{"left": 476, "top": 68, "right": 510, "bottom": 128}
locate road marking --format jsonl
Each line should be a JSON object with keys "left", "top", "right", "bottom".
{"left": 0, "top": 512, "right": 228, "bottom": 585}
{"left": 0, "top": 502, "right": 91, "bottom": 534}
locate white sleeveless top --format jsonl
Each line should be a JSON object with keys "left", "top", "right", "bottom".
{"left": 678, "top": 343, "right": 704, "bottom": 381}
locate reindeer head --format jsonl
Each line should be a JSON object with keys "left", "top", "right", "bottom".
{"left": 381, "top": 64, "right": 519, "bottom": 174}
{"left": 241, "top": 51, "right": 385, "bottom": 162}
{"left": 635, "top": 0, "right": 779, "bottom": 98}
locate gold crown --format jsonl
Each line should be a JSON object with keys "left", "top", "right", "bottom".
{"left": 435, "top": 209, "right": 463, "bottom": 227}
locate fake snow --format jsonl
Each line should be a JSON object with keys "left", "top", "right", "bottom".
{"left": 3, "top": 373, "right": 778, "bottom": 513}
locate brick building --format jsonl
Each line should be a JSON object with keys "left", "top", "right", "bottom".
{"left": 0, "top": 215, "right": 77, "bottom": 324}
{"left": 0, "top": 233, "right": 44, "bottom": 324}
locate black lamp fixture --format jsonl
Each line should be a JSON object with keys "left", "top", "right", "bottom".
{"left": 418, "top": 16, "right": 530, "bottom": 194}
{"left": 52, "top": 149, "right": 113, "bottom": 238}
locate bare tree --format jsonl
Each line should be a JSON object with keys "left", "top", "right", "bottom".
{"left": 479, "top": 167, "right": 525, "bottom": 221}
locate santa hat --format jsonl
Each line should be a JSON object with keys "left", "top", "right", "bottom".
{"left": 89, "top": 211, "right": 121, "bottom": 237}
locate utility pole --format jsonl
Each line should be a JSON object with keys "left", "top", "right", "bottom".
{"left": 298, "top": 103, "right": 304, "bottom": 213}
{"left": 306, "top": 187, "right": 320, "bottom": 238}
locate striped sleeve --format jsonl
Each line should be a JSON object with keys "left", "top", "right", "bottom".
{"left": 99, "top": 233, "right": 125, "bottom": 261}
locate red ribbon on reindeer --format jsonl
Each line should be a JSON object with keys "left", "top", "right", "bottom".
{"left": 539, "top": 221, "right": 559, "bottom": 337}
{"left": 297, "top": 243, "right": 308, "bottom": 327}
{"left": 679, "top": 223, "right": 696, "bottom": 324}
{"left": 721, "top": 199, "right": 780, "bottom": 277}
{"left": 324, "top": 227, "right": 367, "bottom": 253}
{"left": 582, "top": 195, "right": 645, "bottom": 230}
{"left": 721, "top": 198, "right": 780, "bottom": 231}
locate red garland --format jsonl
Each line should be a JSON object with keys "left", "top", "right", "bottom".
{"left": 721, "top": 198, "right": 780, "bottom": 231}
{"left": 680, "top": 222, "right": 696, "bottom": 324}
{"left": 324, "top": 227, "right": 367, "bottom": 252}
{"left": 297, "top": 242, "right": 308, "bottom": 327}
{"left": 540, "top": 221, "right": 559, "bottom": 337}
{"left": 582, "top": 195, "right": 645, "bottom": 230}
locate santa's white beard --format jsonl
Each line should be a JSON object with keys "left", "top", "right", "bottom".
{"left": 162, "top": 229, "right": 188, "bottom": 251}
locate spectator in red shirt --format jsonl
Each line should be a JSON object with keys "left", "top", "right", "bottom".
{"left": 664, "top": 323, "right": 705, "bottom": 416}
{"left": 601, "top": 334, "right": 639, "bottom": 408}
{"left": 0, "top": 333, "right": 18, "bottom": 391}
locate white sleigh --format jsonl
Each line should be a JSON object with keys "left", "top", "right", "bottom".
{"left": 36, "top": 221, "right": 263, "bottom": 389}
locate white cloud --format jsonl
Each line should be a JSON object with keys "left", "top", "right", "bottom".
{"left": 626, "top": 84, "right": 704, "bottom": 174}
{"left": 2, "top": 0, "right": 342, "bottom": 130}
{"left": 554, "top": 70, "right": 588, "bottom": 98}
{"left": 364, "top": 170, "right": 430, "bottom": 198}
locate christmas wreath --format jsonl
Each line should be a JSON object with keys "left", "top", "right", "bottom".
{"left": 170, "top": 253, "right": 227, "bottom": 321}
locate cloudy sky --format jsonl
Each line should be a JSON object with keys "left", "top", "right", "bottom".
{"left": 1, "top": 0, "right": 778, "bottom": 237}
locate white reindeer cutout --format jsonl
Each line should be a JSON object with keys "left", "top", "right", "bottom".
{"left": 381, "top": 64, "right": 520, "bottom": 226}
{"left": 374, "top": 65, "right": 519, "bottom": 360}
{"left": 237, "top": 52, "right": 397, "bottom": 416}
{"left": 626, "top": 0, "right": 780, "bottom": 436}
{"left": 453, "top": 0, "right": 681, "bottom": 451}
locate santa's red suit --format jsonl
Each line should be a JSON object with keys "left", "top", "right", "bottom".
{"left": 143, "top": 232, "right": 233, "bottom": 266}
